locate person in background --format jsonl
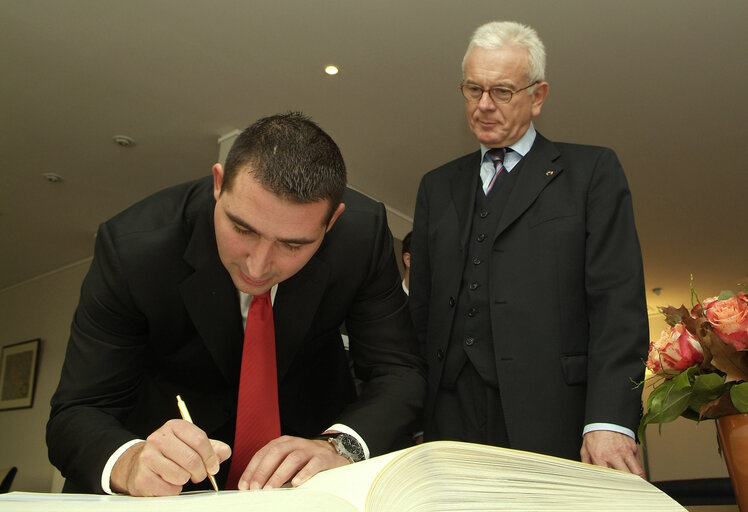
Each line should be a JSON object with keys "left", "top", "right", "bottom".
{"left": 48, "top": 112, "right": 426, "bottom": 496}
{"left": 409, "top": 21, "right": 648, "bottom": 477}
{"left": 401, "top": 231, "right": 412, "bottom": 295}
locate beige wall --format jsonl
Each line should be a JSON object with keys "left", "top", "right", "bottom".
{"left": 645, "top": 417, "right": 728, "bottom": 481}
{"left": 0, "top": 260, "right": 90, "bottom": 492}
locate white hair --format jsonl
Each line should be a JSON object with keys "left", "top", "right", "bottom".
{"left": 462, "top": 21, "right": 546, "bottom": 86}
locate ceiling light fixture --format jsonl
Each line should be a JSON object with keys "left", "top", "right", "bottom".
{"left": 42, "top": 173, "right": 63, "bottom": 183}
{"left": 113, "top": 135, "right": 135, "bottom": 147}
{"left": 324, "top": 65, "right": 339, "bottom": 75}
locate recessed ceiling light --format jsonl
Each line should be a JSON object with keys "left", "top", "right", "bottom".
{"left": 42, "top": 173, "right": 63, "bottom": 183}
{"left": 324, "top": 65, "right": 339, "bottom": 75}
{"left": 113, "top": 135, "right": 135, "bottom": 147}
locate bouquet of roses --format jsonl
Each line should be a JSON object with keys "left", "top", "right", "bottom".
{"left": 638, "top": 279, "right": 748, "bottom": 439}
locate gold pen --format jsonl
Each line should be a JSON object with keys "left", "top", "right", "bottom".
{"left": 176, "top": 395, "right": 220, "bottom": 491}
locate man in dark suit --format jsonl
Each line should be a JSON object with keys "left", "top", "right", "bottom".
{"left": 47, "top": 112, "right": 426, "bottom": 496}
{"left": 409, "top": 21, "right": 648, "bottom": 476}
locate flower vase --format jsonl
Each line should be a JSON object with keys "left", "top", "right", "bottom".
{"left": 716, "top": 413, "right": 748, "bottom": 511}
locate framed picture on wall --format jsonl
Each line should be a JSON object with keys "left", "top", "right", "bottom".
{"left": 0, "top": 338, "right": 40, "bottom": 410}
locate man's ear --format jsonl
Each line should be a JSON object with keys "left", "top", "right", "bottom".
{"left": 531, "top": 81, "right": 549, "bottom": 118}
{"left": 212, "top": 163, "right": 224, "bottom": 200}
{"left": 403, "top": 252, "right": 411, "bottom": 269}
{"left": 325, "top": 203, "right": 346, "bottom": 232}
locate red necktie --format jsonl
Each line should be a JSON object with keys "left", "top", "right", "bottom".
{"left": 226, "top": 291, "right": 280, "bottom": 489}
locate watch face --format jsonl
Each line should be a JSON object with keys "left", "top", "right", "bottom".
{"left": 337, "top": 433, "right": 365, "bottom": 462}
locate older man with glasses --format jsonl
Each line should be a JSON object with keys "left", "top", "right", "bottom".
{"left": 409, "top": 20, "right": 649, "bottom": 477}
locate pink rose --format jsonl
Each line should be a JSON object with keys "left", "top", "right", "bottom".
{"left": 646, "top": 323, "right": 704, "bottom": 375}
{"left": 705, "top": 295, "right": 748, "bottom": 350}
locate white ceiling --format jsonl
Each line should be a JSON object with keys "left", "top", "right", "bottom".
{"left": 1, "top": 0, "right": 747, "bottom": 316}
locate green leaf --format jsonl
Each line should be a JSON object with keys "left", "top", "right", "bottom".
{"left": 693, "top": 372, "right": 725, "bottom": 391}
{"left": 671, "top": 365, "right": 698, "bottom": 390}
{"left": 639, "top": 379, "right": 693, "bottom": 439}
{"left": 657, "top": 385, "right": 693, "bottom": 422}
{"left": 717, "top": 290, "right": 736, "bottom": 300}
{"left": 730, "top": 382, "right": 748, "bottom": 413}
{"left": 688, "top": 373, "right": 726, "bottom": 413}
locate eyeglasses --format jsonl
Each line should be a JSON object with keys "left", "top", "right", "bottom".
{"left": 459, "top": 81, "right": 539, "bottom": 104}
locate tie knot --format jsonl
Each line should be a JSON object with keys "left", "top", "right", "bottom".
{"left": 486, "top": 148, "right": 506, "bottom": 169}
{"left": 252, "top": 290, "right": 272, "bottom": 306}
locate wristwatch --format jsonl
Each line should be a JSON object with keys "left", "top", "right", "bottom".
{"left": 316, "top": 432, "right": 365, "bottom": 463}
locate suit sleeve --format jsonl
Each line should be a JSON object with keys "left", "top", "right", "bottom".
{"left": 335, "top": 201, "right": 427, "bottom": 455}
{"left": 46, "top": 222, "right": 149, "bottom": 493}
{"left": 583, "top": 148, "right": 648, "bottom": 434}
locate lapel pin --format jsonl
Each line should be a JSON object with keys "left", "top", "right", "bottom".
{"left": 545, "top": 170, "right": 555, "bottom": 176}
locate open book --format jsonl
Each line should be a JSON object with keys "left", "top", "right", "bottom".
{"left": 0, "top": 441, "right": 685, "bottom": 511}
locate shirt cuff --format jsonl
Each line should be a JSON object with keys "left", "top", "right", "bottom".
{"left": 324, "top": 424, "right": 371, "bottom": 460}
{"left": 101, "top": 439, "right": 144, "bottom": 494}
{"left": 583, "top": 423, "right": 635, "bottom": 440}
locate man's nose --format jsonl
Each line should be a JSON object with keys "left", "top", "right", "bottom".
{"left": 477, "top": 90, "right": 496, "bottom": 110}
{"left": 246, "top": 240, "right": 272, "bottom": 277}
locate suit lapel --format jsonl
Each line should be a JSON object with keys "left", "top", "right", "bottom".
{"left": 180, "top": 205, "right": 244, "bottom": 385}
{"left": 450, "top": 151, "right": 482, "bottom": 250}
{"left": 495, "top": 133, "right": 563, "bottom": 239}
{"left": 273, "top": 256, "right": 329, "bottom": 381}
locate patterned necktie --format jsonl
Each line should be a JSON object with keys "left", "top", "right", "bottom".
{"left": 226, "top": 290, "right": 280, "bottom": 489}
{"left": 482, "top": 147, "right": 506, "bottom": 195}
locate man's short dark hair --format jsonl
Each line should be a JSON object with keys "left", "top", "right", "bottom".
{"left": 222, "top": 112, "right": 347, "bottom": 223}
{"left": 401, "top": 231, "right": 412, "bottom": 265}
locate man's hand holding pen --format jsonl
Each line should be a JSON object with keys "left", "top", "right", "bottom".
{"left": 109, "top": 419, "right": 231, "bottom": 497}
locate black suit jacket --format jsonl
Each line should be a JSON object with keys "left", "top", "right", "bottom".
{"left": 47, "top": 176, "right": 426, "bottom": 492}
{"left": 409, "top": 133, "right": 648, "bottom": 460}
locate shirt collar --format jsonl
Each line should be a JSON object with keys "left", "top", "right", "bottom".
{"left": 479, "top": 122, "right": 537, "bottom": 160}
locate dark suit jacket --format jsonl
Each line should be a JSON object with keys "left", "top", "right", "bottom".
{"left": 409, "top": 133, "right": 648, "bottom": 460}
{"left": 47, "top": 176, "right": 426, "bottom": 493}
